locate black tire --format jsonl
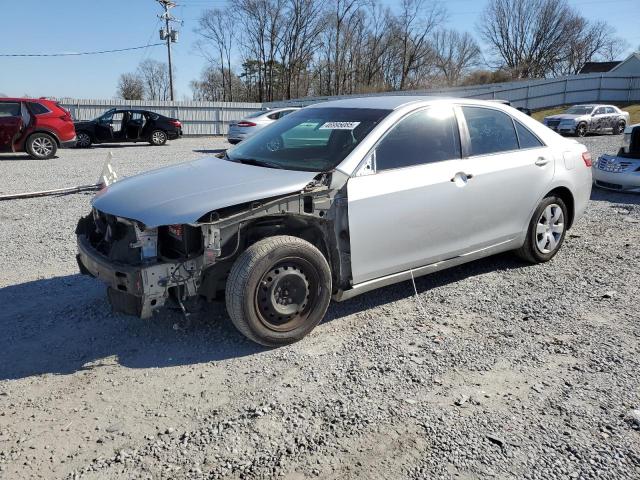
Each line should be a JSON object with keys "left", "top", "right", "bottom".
{"left": 575, "top": 122, "right": 587, "bottom": 137}
{"left": 516, "top": 196, "right": 568, "bottom": 264}
{"left": 25, "top": 133, "right": 57, "bottom": 159}
{"left": 613, "top": 121, "right": 625, "bottom": 135}
{"left": 225, "top": 235, "right": 332, "bottom": 347}
{"left": 149, "top": 130, "right": 167, "bottom": 146}
{"left": 76, "top": 131, "right": 92, "bottom": 148}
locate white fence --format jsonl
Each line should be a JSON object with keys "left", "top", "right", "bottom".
{"left": 55, "top": 73, "right": 640, "bottom": 136}
{"left": 267, "top": 73, "right": 640, "bottom": 110}
{"left": 55, "top": 98, "right": 263, "bottom": 135}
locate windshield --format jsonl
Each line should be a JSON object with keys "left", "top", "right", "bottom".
{"left": 227, "top": 107, "right": 391, "bottom": 172}
{"left": 564, "top": 106, "right": 593, "bottom": 115}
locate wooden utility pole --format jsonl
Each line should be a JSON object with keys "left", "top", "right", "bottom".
{"left": 157, "top": 0, "right": 179, "bottom": 101}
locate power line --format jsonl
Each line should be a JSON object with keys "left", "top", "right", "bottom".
{"left": 0, "top": 43, "right": 164, "bottom": 57}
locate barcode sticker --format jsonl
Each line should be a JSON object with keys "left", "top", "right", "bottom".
{"left": 319, "top": 121, "right": 361, "bottom": 130}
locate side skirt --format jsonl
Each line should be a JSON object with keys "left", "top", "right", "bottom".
{"left": 333, "top": 238, "right": 519, "bottom": 302}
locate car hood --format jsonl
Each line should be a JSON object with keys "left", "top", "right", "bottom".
{"left": 545, "top": 114, "right": 587, "bottom": 122}
{"left": 91, "top": 157, "right": 319, "bottom": 227}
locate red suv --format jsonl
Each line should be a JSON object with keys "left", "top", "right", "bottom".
{"left": 0, "top": 98, "right": 76, "bottom": 159}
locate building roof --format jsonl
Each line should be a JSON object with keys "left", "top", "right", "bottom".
{"left": 578, "top": 61, "right": 622, "bottom": 74}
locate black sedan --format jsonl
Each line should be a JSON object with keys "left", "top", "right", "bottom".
{"left": 74, "top": 108, "right": 182, "bottom": 148}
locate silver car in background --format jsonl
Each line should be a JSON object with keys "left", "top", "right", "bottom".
{"left": 227, "top": 107, "right": 300, "bottom": 144}
{"left": 76, "top": 96, "right": 592, "bottom": 346}
{"left": 593, "top": 123, "right": 640, "bottom": 192}
{"left": 543, "top": 104, "right": 629, "bottom": 137}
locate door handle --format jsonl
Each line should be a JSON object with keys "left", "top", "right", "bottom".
{"left": 450, "top": 172, "right": 474, "bottom": 182}
{"left": 535, "top": 157, "right": 550, "bottom": 166}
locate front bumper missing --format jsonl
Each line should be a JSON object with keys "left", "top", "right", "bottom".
{"left": 76, "top": 235, "right": 202, "bottom": 318}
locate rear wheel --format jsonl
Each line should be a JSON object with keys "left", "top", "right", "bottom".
{"left": 613, "top": 121, "right": 625, "bottom": 135}
{"left": 516, "top": 196, "right": 568, "bottom": 263}
{"left": 76, "top": 131, "right": 92, "bottom": 148}
{"left": 26, "top": 133, "right": 57, "bottom": 159}
{"left": 149, "top": 130, "right": 167, "bottom": 146}
{"left": 225, "top": 235, "right": 332, "bottom": 346}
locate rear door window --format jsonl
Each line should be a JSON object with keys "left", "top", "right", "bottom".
{"left": 0, "top": 102, "right": 21, "bottom": 117}
{"left": 461, "top": 106, "right": 519, "bottom": 156}
{"left": 375, "top": 106, "right": 461, "bottom": 171}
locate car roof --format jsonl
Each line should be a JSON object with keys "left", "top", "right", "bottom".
{"left": 306, "top": 95, "right": 450, "bottom": 110}
{"left": 0, "top": 97, "right": 57, "bottom": 103}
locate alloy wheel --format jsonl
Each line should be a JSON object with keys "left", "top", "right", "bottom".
{"left": 535, "top": 204, "right": 565, "bottom": 254}
{"left": 32, "top": 137, "right": 54, "bottom": 157}
{"left": 77, "top": 132, "right": 91, "bottom": 148}
{"left": 152, "top": 131, "right": 166, "bottom": 145}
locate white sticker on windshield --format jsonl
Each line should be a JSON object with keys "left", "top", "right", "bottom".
{"left": 319, "top": 121, "right": 361, "bottom": 130}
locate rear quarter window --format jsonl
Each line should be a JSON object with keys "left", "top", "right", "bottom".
{"left": 27, "top": 102, "right": 51, "bottom": 115}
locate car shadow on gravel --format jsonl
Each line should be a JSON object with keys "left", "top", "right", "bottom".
{"left": 0, "top": 154, "right": 60, "bottom": 161}
{"left": 323, "top": 252, "right": 526, "bottom": 322}
{"left": 591, "top": 187, "right": 640, "bottom": 206}
{"left": 0, "top": 274, "right": 263, "bottom": 381}
{"left": 0, "top": 252, "right": 531, "bottom": 381}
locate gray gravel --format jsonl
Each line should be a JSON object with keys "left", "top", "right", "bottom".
{"left": 0, "top": 135, "right": 639, "bottom": 479}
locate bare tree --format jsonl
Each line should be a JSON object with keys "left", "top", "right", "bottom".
{"left": 392, "top": 0, "right": 446, "bottom": 89}
{"left": 479, "top": 0, "right": 578, "bottom": 78}
{"left": 480, "top": 0, "right": 625, "bottom": 78}
{"left": 137, "top": 59, "right": 171, "bottom": 101}
{"left": 117, "top": 73, "right": 144, "bottom": 100}
{"left": 195, "top": 9, "right": 236, "bottom": 101}
{"left": 432, "top": 30, "right": 481, "bottom": 86}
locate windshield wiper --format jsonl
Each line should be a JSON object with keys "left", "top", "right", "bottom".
{"left": 235, "top": 158, "right": 284, "bottom": 169}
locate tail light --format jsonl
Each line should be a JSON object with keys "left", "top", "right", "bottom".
{"left": 582, "top": 152, "right": 592, "bottom": 167}
{"left": 170, "top": 119, "right": 181, "bottom": 127}
{"left": 237, "top": 121, "right": 257, "bottom": 127}
{"left": 168, "top": 224, "right": 183, "bottom": 238}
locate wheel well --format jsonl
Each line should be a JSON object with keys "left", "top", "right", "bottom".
{"left": 28, "top": 130, "right": 60, "bottom": 146}
{"left": 546, "top": 187, "right": 575, "bottom": 228}
{"left": 242, "top": 216, "right": 331, "bottom": 262}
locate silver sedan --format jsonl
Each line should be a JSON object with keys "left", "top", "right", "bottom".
{"left": 227, "top": 107, "right": 300, "bottom": 144}
{"left": 593, "top": 123, "right": 640, "bottom": 192}
{"left": 77, "top": 96, "right": 592, "bottom": 346}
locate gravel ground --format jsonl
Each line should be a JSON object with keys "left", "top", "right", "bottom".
{"left": 0, "top": 135, "right": 638, "bottom": 479}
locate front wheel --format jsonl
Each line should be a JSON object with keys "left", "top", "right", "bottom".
{"left": 26, "top": 133, "right": 57, "bottom": 159}
{"left": 516, "top": 196, "right": 568, "bottom": 264}
{"left": 225, "top": 235, "right": 332, "bottom": 347}
{"left": 613, "top": 121, "right": 625, "bottom": 135}
{"left": 149, "top": 130, "right": 167, "bottom": 146}
{"left": 575, "top": 123, "right": 587, "bottom": 137}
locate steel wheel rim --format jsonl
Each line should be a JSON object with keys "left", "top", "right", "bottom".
{"left": 32, "top": 137, "right": 53, "bottom": 157}
{"left": 254, "top": 256, "right": 319, "bottom": 333}
{"left": 152, "top": 131, "right": 166, "bottom": 144}
{"left": 535, "top": 204, "right": 564, "bottom": 254}
{"left": 78, "top": 133, "right": 90, "bottom": 147}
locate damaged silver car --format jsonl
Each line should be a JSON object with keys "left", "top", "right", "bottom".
{"left": 76, "top": 97, "right": 592, "bottom": 346}
{"left": 593, "top": 123, "right": 640, "bottom": 192}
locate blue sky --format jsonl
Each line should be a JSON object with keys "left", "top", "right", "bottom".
{"left": 0, "top": 0, "right": 638, "bottom": 99}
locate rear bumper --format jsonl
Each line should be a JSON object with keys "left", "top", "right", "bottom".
{"left": 167, "top": 129, "right": 182, "bottom": 140}
{"left": 76, "top": 235, "right": 177, "bottom": 318}
{"left": 60, "top": 136, "right": 77, "bottom": 148}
